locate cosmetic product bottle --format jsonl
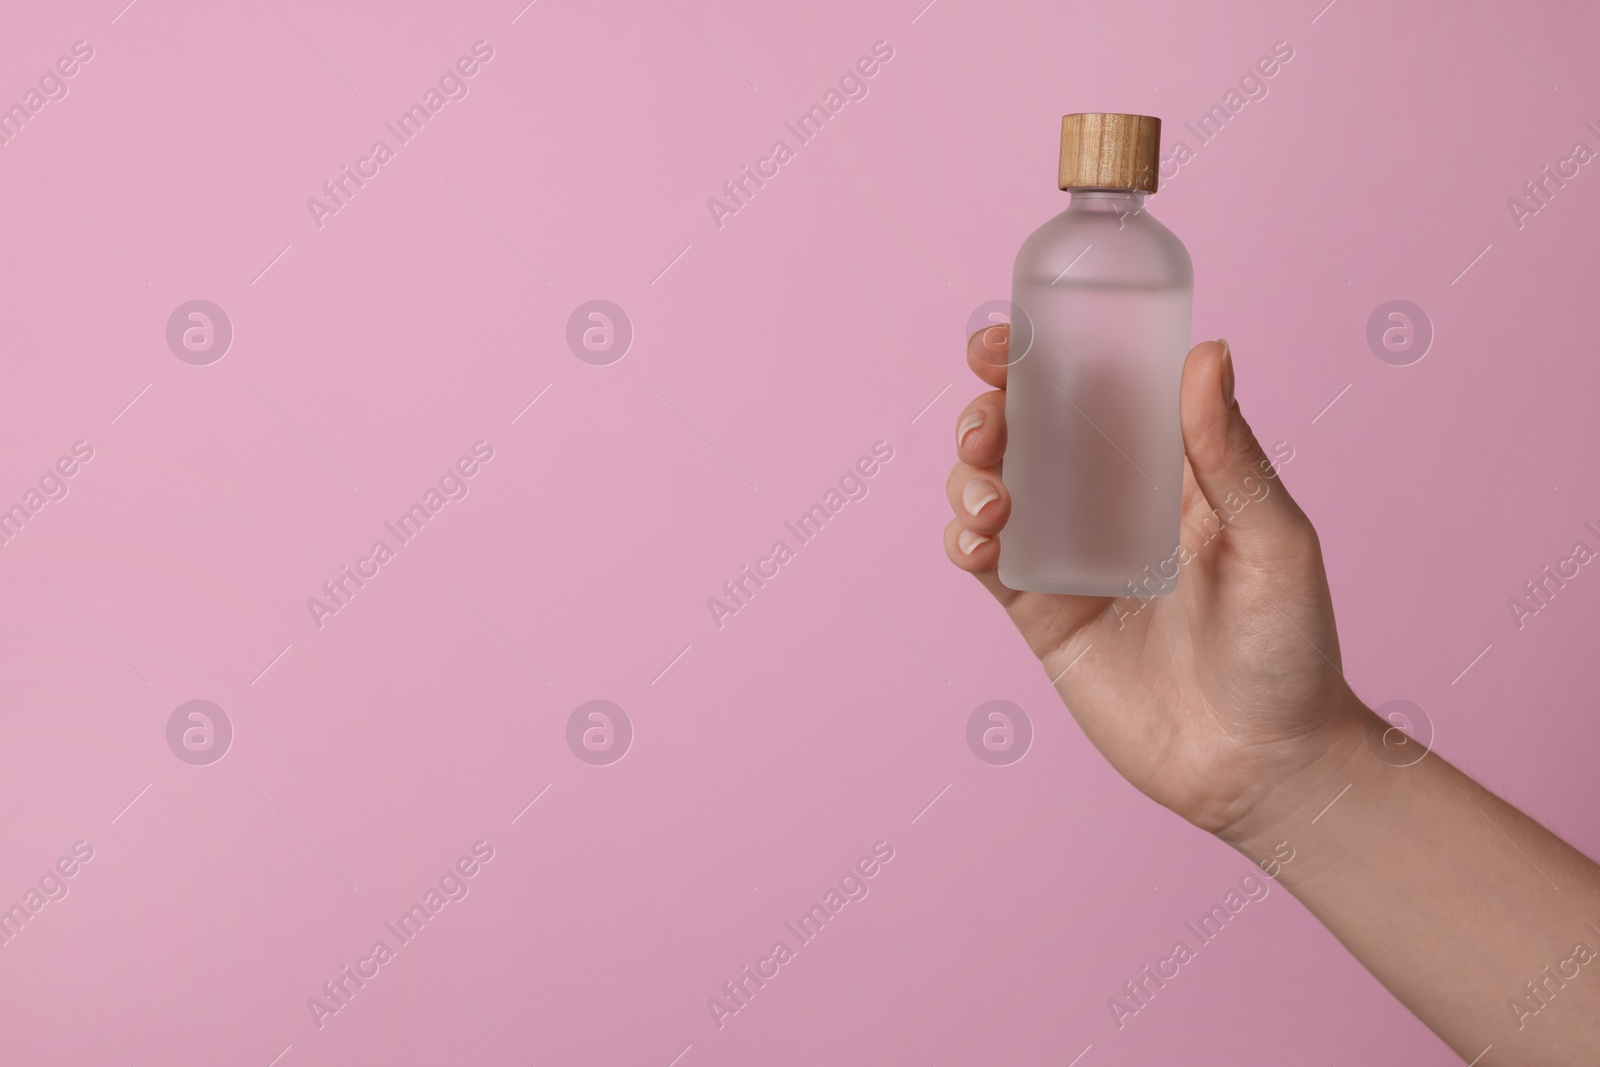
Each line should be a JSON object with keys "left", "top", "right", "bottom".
{"left": 999, "top": 113, "right": 1193, "bottom": 597}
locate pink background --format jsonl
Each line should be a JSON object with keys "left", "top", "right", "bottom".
{"left": 2, "top": 0, "right": 1598, "bottom": 1063}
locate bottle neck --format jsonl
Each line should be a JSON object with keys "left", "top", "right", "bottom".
{"left": 1065, "top": 189, "right": 1148, "bottom": 212}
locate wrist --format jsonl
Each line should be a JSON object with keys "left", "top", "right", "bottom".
{"left": 1214, "top": 688, "right": 1379, "bottom": 857}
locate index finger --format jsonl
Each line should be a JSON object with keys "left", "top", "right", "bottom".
{"left": 966, "top": 324, "right": 1009, "bottom": 390}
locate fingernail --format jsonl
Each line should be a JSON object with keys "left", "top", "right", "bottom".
{"left": 958, "top": 529, "right": 991, "bottom": 556}
{"left": 978, "top": 322, "right": 1010, "bottom": 365}
{"left": 1218, "top": 338, "right": 1235, "bottom": 408}
{"left": 957, "top": 411, "right": 984, "bottom": 448}
{"left": 962, "top": 478, "right": 1000, "bottom": 517}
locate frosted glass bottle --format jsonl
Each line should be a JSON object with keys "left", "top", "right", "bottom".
{"left": 999, "top": 115, "right": 1193, "bottom": 596}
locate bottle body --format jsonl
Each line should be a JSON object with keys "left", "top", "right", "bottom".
{"left": 999, "top": 190, "right": 1193, "bottom": 596}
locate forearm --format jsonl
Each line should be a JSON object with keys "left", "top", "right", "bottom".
{"left": 1224, "top": 692, "right": 1600, "bottom": 1064}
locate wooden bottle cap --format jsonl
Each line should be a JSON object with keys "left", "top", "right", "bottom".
{"left": 1058, "top": 113, "right": 1161, "bottom": 193}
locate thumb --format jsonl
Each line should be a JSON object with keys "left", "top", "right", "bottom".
{"left": 1179, "top": 339, "right": 1307, "bottom": 545}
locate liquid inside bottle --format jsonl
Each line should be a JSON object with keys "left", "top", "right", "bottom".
{"left": 999, "top": 186, "right": 1194, "bottom": 597}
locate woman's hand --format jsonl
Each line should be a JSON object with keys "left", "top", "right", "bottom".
{"left": 944, "top": 328, "right": 1370, "bottom": 843}
{"left": 947, "top": 327, "right": 1600, "bottom": 1063}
